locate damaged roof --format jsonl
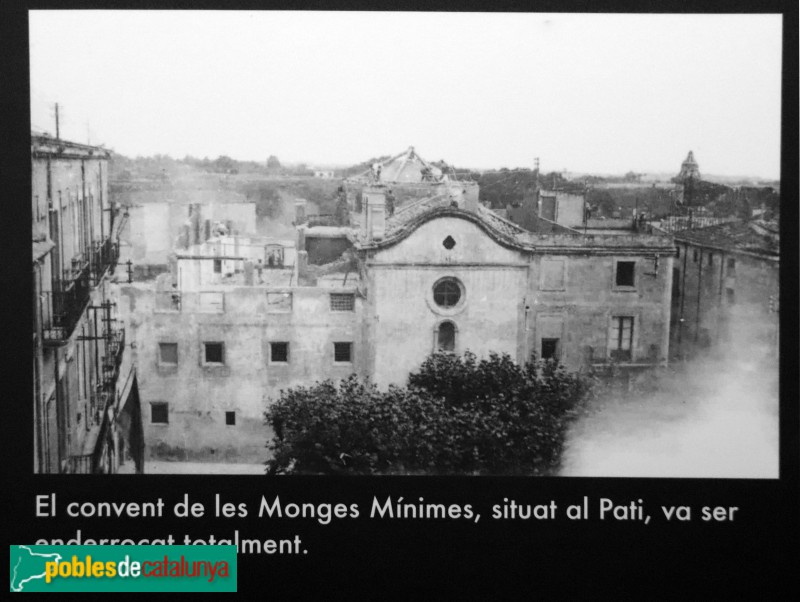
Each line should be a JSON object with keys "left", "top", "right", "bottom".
{"left": 673, "top": 220, "right": 779, "bottom": 260}
{"left": 351, "top": 146, "right": 443, "bottom": 183}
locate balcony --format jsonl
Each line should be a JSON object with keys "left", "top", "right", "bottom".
{"left": 65, "top": 453, "right": 94, "bottom": 474}
{"left": 41, "top": 269, "right": 91, "bottom": 344}
{"left": 90, "top": 237, "right": 119, "bottom": 284}
{"left": 102, "top": 327, "right": 126, "bottom": 394}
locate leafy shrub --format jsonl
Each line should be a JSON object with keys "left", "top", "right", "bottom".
{"left": 265, "top": 352, "right": 591, "bottom": 475}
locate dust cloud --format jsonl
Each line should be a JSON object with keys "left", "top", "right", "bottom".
{"left": 560, "top": 317, "right": 779, "bottom": 478}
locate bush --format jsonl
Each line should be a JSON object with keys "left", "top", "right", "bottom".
{"left": 264, "top": 352, "right": 591, "bottom": 475}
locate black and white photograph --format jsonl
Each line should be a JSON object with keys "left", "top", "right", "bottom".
{"left": 29, "top": 10, "right": 783, "bottom": 479}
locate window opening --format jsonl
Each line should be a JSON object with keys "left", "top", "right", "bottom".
{"left": 541, "top": 338, "right": 560, "bottom": 360}
{"left": 437, "top": 321, "right": 456, "bottom": 352}
{"left": 615, "top": 261, "right": 635, "bottom": 287}
{"left": 433, "top": 279, "right": 461, "bottom": 307}
{"left": 204, "top": 342, "right": 224, "bottom": 364}
{"left": 151, "top": 403, "right": 168, "bottom": 424}
{"left": 270, "top": 342, "right": 289, "bottom": 363}
{"left": 334, "top": 342, "right": 352, "bottom": 362}
{"left": 610, "top": 317, "right": 634, "bottom": 362}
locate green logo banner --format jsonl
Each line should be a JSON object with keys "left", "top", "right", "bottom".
{"left": 9, "top": 545, "right": 237, "bottom": 592}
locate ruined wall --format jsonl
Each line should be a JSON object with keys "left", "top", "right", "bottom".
{"left": 120, "top": 201, "right": 257, "bottom": 268}
{"left": 118, "top": 284, "right": 365, "bottom": 463}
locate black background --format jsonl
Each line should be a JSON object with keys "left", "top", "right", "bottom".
{"left": 3, "top": 1, "right": 798, "bottom": 597}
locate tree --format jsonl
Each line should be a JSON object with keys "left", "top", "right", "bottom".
{"left": 266, "top": 155, "right": 281, "bottom": 170}
{"left": 264, "top": 351, "right": 591, "bottom": 475}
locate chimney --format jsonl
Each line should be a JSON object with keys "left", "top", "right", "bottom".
{"left": 295, "top": 199, "right": 306, "bottom": 224}
{"left": 361, "top": 188, "right": 386, "bottom": 241}
{"left": 463, "top": 182, "right": 479, "bottom": 213}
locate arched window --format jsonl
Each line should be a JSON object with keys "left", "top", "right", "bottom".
{"left": 437, "top": 321, "right": 456, "bottom": 352}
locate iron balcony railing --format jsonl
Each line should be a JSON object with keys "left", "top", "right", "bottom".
{"left": 306, "top": 214, "right": 338, "bottom": 227}
{"left": 102, "top": 327, "right": 126, "bottom": 394}
{"left": 91, "top": 237, "right": 119, "bottom": 284}
{"left": 65, "top": 454, "right": 94, "bottom": 474}
{"left": 42, "top": 270, "right": 91, "bottom": 344}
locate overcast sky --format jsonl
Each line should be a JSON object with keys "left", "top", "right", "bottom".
{"left": 29, "top": 11, "right": 782, "bottom": 178}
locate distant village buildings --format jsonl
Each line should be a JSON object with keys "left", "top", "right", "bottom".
{"left": 32, "top": 133, "right": 143, "bottom": 474}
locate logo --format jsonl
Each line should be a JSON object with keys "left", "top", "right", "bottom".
{"left": 9, "top": 545, "right": 236, "bottom": 592}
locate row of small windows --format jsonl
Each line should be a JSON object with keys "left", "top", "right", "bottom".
{"left": 156, "top": 292, "right": 355, "bottom": 313}
{"left": 150, "top": 403, "right": 235, "bottom": 426}
{"left": 158, "top": 341, "right": 353, "bottom": 366}
{"left": 678, "top": 246, "right": 736, "bottom": 274}
{"left": 435, "top": 316, "right": 635, "bottom": 361}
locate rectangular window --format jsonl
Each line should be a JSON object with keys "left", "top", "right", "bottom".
{"left": 727, "top": 257, "right": 736, "bottom": 275}
{"left": 615, "top": 261, "right": 636, "bottom": 287}
{"left": 266, "top": 292, "right": 292, "bottom": 313}
{"left": 693, "top": 249, "right": 698, "bottom": 262}
{"left": 270, "top": 342, "right": 289, "bottom": 363}
{"left": 213, "top": 259, "right": 222, "bottom": 273}
{"left": 708, "top": 253, "right": 713, "bottom": 266}
{"left": 541, "top": 338, "right": 560, "bottom": 360}
{"left": 159, "top": 342, "right": 178, "bottom": 365}
{"left": 225, "top": 411, "right": 236, "bottom": 426}
{"left": 610, "top": 317, "right": 634, "bottom": 362}
{"left": 726, "top": 287, "right": 735, "bottom": 305}
{"left": 541, "top": 259, "right": 565, "bottom": 290}
{"left": 199, "top": 291, "right": 224, "bottom": 313}
{"left": 330, "top": 293, "right": 355, "bottom": 311}
{"left": 151, "top": 402, "right": 168, "bottom": 424}
{"left": 676, "top": 247, "right": 680, "bottom": 258}
{"left": 334, "top": 342, "right": 352, "bottom": 363}
{"left": 204, "top": 342, "right": 224, "bottom": 364}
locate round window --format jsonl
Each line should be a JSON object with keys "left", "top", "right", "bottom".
{"left": 433, "top": 278, "right": 462, "bottom": 308}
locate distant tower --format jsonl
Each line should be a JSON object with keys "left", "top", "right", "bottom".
{"left": 675, "top": 151, "right": 701, "bottom": 207}
{"left": 676, "top": 150, "right": 701, "bottom": 181}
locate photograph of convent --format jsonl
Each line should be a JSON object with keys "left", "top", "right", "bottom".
{"left": 30, "top": 11, "right": 781, "bottom": 476}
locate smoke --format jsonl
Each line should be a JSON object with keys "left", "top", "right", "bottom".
{"left": 560, "top": 311, "right": 779, "bottom": 478}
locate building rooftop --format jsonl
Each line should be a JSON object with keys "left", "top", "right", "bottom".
{"left": 350, "top": 146, "right": 444, "bottom": 183}
{"left": 32, "top": 133, "right": 111, "bottom": 160}
{"left": 352, "top": 192, "right": 673, "bottom": 255}
{"left": 673, "top": 219, "right": 779, "bottom": 260}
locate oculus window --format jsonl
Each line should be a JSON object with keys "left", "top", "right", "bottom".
{"left": 433, "top": 278, "right": 462, "bottom": 308}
